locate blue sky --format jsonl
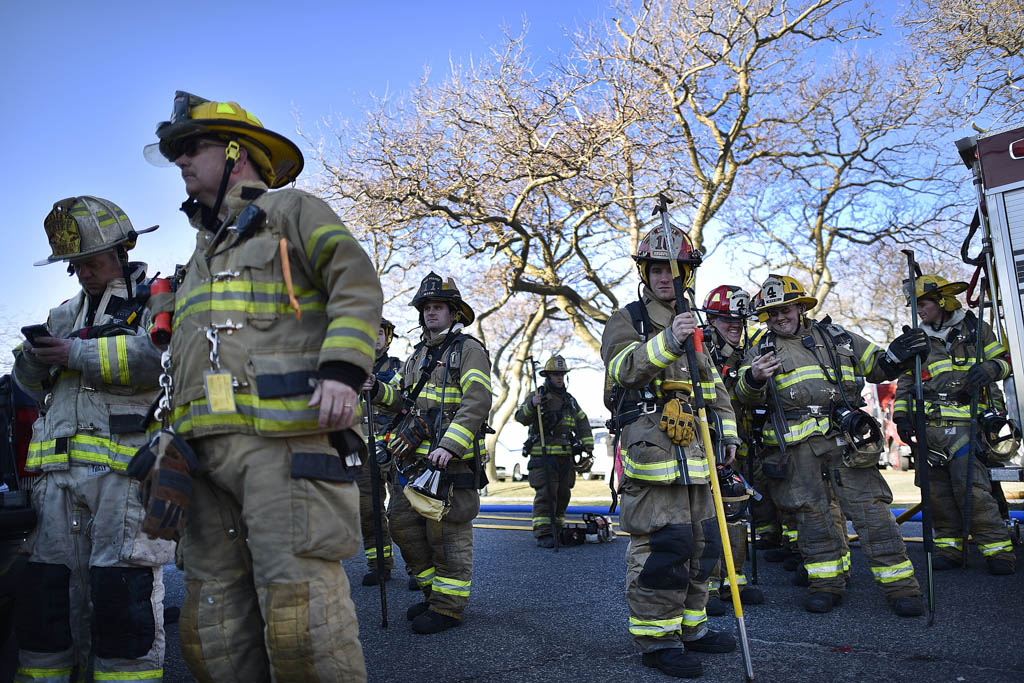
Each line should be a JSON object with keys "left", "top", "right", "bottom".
{"left": 0, "top": 0, "right": 609, "bottom": 332}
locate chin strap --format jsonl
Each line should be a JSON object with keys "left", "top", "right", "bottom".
{"left": 208, "top": 141, "right": 242, "bottom": 222}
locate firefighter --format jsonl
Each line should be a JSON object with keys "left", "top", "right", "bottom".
{"left": 699, "top": 285, "right": 765, "bottom": 614}
{"left": 369, "top": 273, "right": 492, "bottom": 634}
{"left": 13, "top": 197, "right": 173, "bottom": 682}
{"left": 601, "top": 226, "right": 739, "bottom": 679}
{"left": 357, "top": 318, "right": 402, "bottom": 586}
{"left": 893, "top": 274, "right": 1016, "bottom": 574}
{"left": 145, "top": 91, "right": 381, "bottom": 681}
{"left": 736, "top": 274, "right": 928, "bottom": 616}
{"left": 515, "top": 355, "right": 595, "bottom": 547}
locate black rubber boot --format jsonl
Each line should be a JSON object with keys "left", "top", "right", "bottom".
{"left": 705, "top": 595, "right": 727, "bottom": 617}
{"left": 684, "top": 628, "right": 736, "bottom": 654}
{"left": 408, "top": 575, "right": 421, "bottom": 591}
{"left": 782, "top": 554, "right": 801, "bottom": 572}
{"left": 756, "top": 537, "right": 782, "bottom": 550}
{"left": 163, "top": 606, "right": 180, "bottom": 626}
{"left": 987, "top": 557, "right": 1015, "bottom": 575}
{"left": 537, "top": 535, "right": 555, "bottom": 548}
{"left": 763, "top": 548, "right": 791, "bottom": 562}
{"left": 641, "top": 648, "right": 702, "bottom": 679}
{"left": 803, "top": 592, "right": 842, "bottom": 614}
{"left": 406, "top": 601, "right": 430, "bottom": 621}
{"left": 791, "top": 565, "right": 809, "bottom": 587}
{"left": 411, "top": 609, "right": 461, "bottom": 634}
{"left": 932, "top": 555, "right": 957, "bottom": 571}
{"left": 740, "top": 585, "right": 764, "bottom": 605}
{"left": 889, "top": 595, "right": 924, "bottom": 617}
{"left": 362, "top": 569, "right": 391, "bottom": 586}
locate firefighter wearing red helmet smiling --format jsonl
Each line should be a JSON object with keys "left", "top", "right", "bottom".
{"left": 698, "top": 285, "right": 766, "bottom": 615}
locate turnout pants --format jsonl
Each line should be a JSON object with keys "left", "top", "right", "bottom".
{"left": 620, "top": 482, "right": 720, "bottom": 653}
{"left": 389, "top": 462, "right": 480, "bottom": 620}
{"left": 178, "top": 433, "right": 366, "bottom": 683}
{"left": 528, "top": 455, "right": 575, "bottom": 539}
{"left": 16, "top": 466, "right": 173, "bottom": 682}
{"left": 928, "top": 453, "right": 1014, "bottom": 565}
{"left": 356, "top": 459, "right": 394, "bottom": 572}
{"left": 767, "top": 436, "right": 919, "bottom": 599}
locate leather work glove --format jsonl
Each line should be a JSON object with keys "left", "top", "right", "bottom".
{"left": 881, "top": 326, "right": 930, "bottom": 379}
{"left": 390, "top": 413, "right": 432, "bottom": 461}
{"left": 894, "top": 418, "right": 915, "bottom": 446}
{"left": 659, "top": 398, "right": 696, "bottom": 446}
{"left": 964, "top": 360, "right": 1001, "bottom": 392}
{"left": 125, "top": 430, "right": 199, "bottom": 541}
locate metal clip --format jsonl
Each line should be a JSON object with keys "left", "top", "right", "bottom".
{"left": 212, "top": 319, "right": 244, "bottom": 335}
{"left": 638, "top": 401, "right": 658, "bottom": 415}
{"left": 155, "top": 349, "right": 173, "bottom": 425}
{"left": 807, "top": 405, "right": 824, "bottom": 417}
{"left": 206, "top": 328, "right": 221, "bottom": 371}
{"left": 212, "top": 270, "right": 240, "bottom": 282}
{"left": 75, "top": 423, "right": 98, "bottom": 432}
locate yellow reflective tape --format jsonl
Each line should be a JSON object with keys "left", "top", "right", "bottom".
{"left": 116, "top": 335, "right": 129, "bottom": 384}
{"left": 94, "top": 670, "right": 164, "bottom": 680}
{"left": 98, "top": 337, "right": 112, "bottom": 383}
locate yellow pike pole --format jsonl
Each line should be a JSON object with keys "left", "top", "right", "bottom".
{"left": 654, "top": 194, "right": 754, "bottom": 682}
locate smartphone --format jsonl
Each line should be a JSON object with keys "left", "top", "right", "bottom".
{"left": 21, "top": 324, "right": 52, "bottom": 345}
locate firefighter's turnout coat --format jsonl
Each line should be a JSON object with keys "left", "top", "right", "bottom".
{"left": 166, "top": 180, "right": 381, "bottom": 682}
{"left": 13, "top": 264, "right": 174, "bottom": 681}
{"left": 515, "top": 385, "right": 594, "bottom": 538}
{"left": 601, "top": 289, "right": 739, "bottom": 650}
{"left": 736, "top": 317, "right": 920, "bottom": 600}
{"left": 374, "top": 329, "right": 492, "bottom": 619}
{"left": 893, "top": 309, "right": 1014, "bottom": 566}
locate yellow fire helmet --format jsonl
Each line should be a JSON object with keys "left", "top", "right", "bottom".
{"left": 410, "top": 271, "right": 475, "bottom": 325}
{"left": 540, "top": 355, "right": 570, "bottom": 376}
{"left": 754, "top": 274, "right": 817, "bottom": 322}
{"left": 380, "top": 318, "right": 396, "bottom": 349}
{"left": 902, "top": 274, "right": 968, "bottom": 312}
{"left": 144, "top": 91, "right": 303, "bottom": 189}
{"left": 35, "top": 196, "right": 157, "bottom": 266}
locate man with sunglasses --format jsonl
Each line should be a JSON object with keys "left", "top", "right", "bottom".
{"left": 144, "top": 92, "right": 382, "bottom": 682}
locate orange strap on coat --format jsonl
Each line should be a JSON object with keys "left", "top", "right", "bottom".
{"left": 279, "top": 238, "right": 302, "bottom": 320}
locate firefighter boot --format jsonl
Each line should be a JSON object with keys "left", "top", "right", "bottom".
{"left": 411, "top": 609, "right": 461, "bottom": 634}
{"left": 362, "top": 569, "right": 391, "bottom": 586}
{"left": 684, "top": 629, "right": 736, "bottom": 654}
{"left": 641, "top": 648, "right": 703, "bottom": 679}
{"left": 740, "top": 585, "right": 764, "bottom": 604}
{"left": 932, "top": 555, "right": 957, "bottom": 571}
{"left": 408, "top": 575, "right": 421, "bottom": 591}
{"left": 407, "top": 602, "right": 430, "bottom": 621}
{"left": 889, "top": 595, "right": 924, "bottom": 617}
{"left": 791, "top": 565, "right": 809, "bottom": 587}
{"left": 763, "top": 548, "right": 792, "bottom": 562}
{"left": 705, "top": 594, "right": 727, "bottom": 617}
{"left": 782, "top": 554, "right": 801, "bottom": 572}
{"left": 987, "top": 557, "right": 1015, "bottom": 575}
{"left": 537, "top": 535, "right": 555, "bottom": 548}
{"left": 803, "top": 592, "right": 842, "bottom": 614}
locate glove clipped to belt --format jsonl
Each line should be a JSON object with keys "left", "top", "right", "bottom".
{"left": 125, "top": 429, "right": 199, "bottom": 541}
{"left": 389, "top": 413, "right": 432, "bottom": 460}
{"left": 659, "top": 398, "right": 696, "bottom": 446}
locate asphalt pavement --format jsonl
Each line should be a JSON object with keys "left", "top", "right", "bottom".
{"left": 159, "top": 513, "right": 1024, "bottom": 683}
